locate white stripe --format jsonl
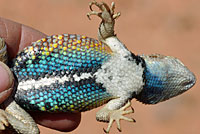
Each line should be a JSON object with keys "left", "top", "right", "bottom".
{"left": 18, "top": 73, "right": 93, "bottom": 91}
{"left": 18, "top": 75, "right": 70, "bottom": 90}
{"left": 73, "top": 73, "right": 92, "bottom": 81}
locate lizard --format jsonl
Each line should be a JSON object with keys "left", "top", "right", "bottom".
{"left": 0, "top": 1, "right": 196, "bottom": 134}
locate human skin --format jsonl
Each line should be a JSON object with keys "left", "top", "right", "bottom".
{"left": 0, "top": 17, "right": 81, "bottom": 132}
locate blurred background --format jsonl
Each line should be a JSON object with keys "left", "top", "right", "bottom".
{"left": 0, "top": 0, "right": 199, "bottom": 134}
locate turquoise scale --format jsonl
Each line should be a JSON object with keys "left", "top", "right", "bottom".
{"left": 11, "top": 34, "right": 114, "bottom": 112}
{"left": 12, "top": 34, "right": 112, "bottom": 81}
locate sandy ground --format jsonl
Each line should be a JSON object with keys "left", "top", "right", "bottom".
{"left": 0, "top": 0, "right": 199, "bottom": 134}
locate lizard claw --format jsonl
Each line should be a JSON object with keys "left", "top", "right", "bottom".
{"left": 87, "top": 1, "right": 106, "bottom": 20}
{"left": 87, "top": 11, "right": 102, "bottom": 20}
{"left": 103, "top": 101, "right": 136, "bottom": 134}
{"left": 88, "top": 0, "right": 99, "bottom": 11}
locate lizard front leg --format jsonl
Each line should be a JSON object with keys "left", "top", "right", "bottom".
{"left": 96, "top": 99, "right": 135, "bottom": 134}
{"left": 87, "top": 1, "right": 121, "bottom": 41}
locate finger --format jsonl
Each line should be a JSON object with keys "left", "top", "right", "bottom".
{"left": 0, "top": 17, "right": 45, "bottom": 102}
{"left": 31, "top": 112, "right": 81, "bottom": 132}
{"left": 0, "top": 17, "right": 46, "bottom": 59}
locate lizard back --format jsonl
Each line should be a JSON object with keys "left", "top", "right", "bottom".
{"left": 10, "top": 34, "right": 113, "bottom": 112}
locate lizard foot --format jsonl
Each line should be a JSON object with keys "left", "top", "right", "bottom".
{"left": 0, "top": 38, "right": 8, "bottom": 64}
{"left": 104, "top": 101, "right": 136, "bottom": 134}
{"left": 0, "top": 110, "right": 9, "bottom": 130}
{"left": 87, "top": 1, "right": 121, "bottom": 40}
{"left": 87, "top": 1, "right": 120, "bottom": 20}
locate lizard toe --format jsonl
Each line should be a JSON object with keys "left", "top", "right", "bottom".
{"left": 103, "top": 101, "right": 136, "bottom": 133}
{"left": 0, "top": 110, "right": 9, "bottom": 130}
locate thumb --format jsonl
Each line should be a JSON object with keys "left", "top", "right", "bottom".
{"left": 0, "top": 62, "right": 14, "bottom": 104}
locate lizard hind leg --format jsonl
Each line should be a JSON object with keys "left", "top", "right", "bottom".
{"left": 0, "top": 109, "right": 9, "bottom": 130}
{"left": 0, "top": 38, "right": 8, "bottom": 64}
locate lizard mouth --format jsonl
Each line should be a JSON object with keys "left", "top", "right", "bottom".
{"left": 181, "top": 72, "right": 196, "bottom": 90}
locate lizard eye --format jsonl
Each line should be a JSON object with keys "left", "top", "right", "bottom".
{"left": 174, "top": 58, "right": 185, "bottom": 66}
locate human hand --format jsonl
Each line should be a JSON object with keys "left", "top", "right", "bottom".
{"left": 0, "top": 17, "right": 81, "bottom": 132}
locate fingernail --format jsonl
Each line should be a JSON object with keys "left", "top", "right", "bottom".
{"left": 0, "top": 62, "right": 14, "bottom": 103}
{"left": 0, "top": 62, "right": 14, "bottom": 90}
{"left": 0, "top": 87, "right": 13, "bottom": 104}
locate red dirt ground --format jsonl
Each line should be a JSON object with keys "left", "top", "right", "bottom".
{"left": 0, "top": 0, "right": 199, "bottom": 134}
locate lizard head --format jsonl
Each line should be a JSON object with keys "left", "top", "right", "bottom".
{"left": 135, "top": 54, "right": 196, "bottom": 104}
